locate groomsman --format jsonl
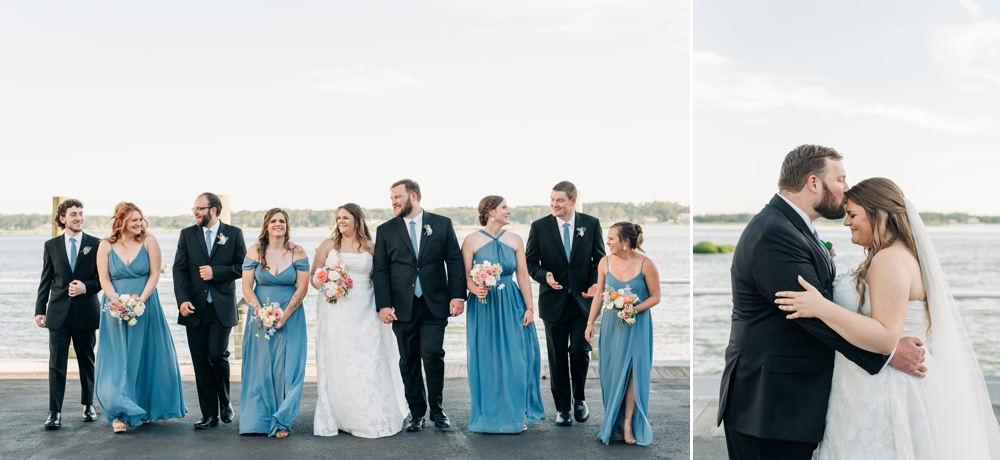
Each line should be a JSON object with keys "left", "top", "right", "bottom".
{"left": 35, "top": 199, "right": 101, "bottom": 429}
{"left": 526, "top": 181, "right": 605, "bottom": 426}
{"left": 173, "top": 193, "right": 246, "bottom": 429}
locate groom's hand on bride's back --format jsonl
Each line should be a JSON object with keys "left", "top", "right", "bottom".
{"left": 889, "top": 337, "right": 927, "bottom": 378}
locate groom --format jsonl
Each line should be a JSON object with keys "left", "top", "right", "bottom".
{"left": 173, "top": 192, "right": 246, "bottom": 429}
{"left": 718, "top": 145, "right": 928, "bottom": 459}
{"left": 35, "top": 199, "right": 100, "bottom": 429}
{"left": 374, "top": 179, "right": 465, "bottom": 432}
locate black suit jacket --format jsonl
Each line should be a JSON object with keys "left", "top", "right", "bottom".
{"left": 718, "top": 194, "right": 889, "bottom": 443}
{"left": 373, "top": 212, "right": 465, "bottom": 322}
{"left": 525, "top": 213, "right": 605, "bottom": 322}
{"left": 172, "top": 223, "right": 246, "bottom": 328}
{"left": 35, "top": 233, "right": 102, "bottom": 331}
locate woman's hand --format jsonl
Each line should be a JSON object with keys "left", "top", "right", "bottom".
{"left": 274, "top": 321, "right": 283, "bottom": 330}
{"left": 585, "top": 323, "right": 595, "bottom": 343}
{"left": 775, "top": 276, "right": 829, "bottom": 319}
{"left": 473, "top": 285, "right": 488, "bottom": 299}
{"left": 523, "top": 308, "right": 534, "bottom": 326}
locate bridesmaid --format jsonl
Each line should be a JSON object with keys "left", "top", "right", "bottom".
{"left": 585, "top": 222, "right": 660, "bottom": 446}
{"left": 239, "top": 208, "right": 309, "bottom": 438}
{"left": 461, "top": 195, "right": 546, "bottom": 433}
{"left": 94, "top": 202, "right": 187, "bottom": 433}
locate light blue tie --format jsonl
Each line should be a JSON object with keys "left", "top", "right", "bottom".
{"left": 205, "top": 229, "right": 213, "bottom": 303}
{"left": 813, "top": 229, "right": 831, "bottom": 262}
{"left": 562, "top": 223, "right": 572, "bottom": 262}
{"left": 69, "top": 237, "right": 78, "bottom": 273}
{"left": 409, "top": 221, "right": 422, "bottom": 297}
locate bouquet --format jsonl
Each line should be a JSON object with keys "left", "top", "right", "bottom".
{"left": 105, "top": 293, "right": 146, "bottom": 326}
{"left": 249, "top": 298, "right": 283, "bottom": 340}
{"left": 469, "top": 260, "right": 505, "bottom": 304}
{"left": 314, "top": 260, "right": 354, "bottom": 304}
{"left": 601, "top": 285, "right": 640, "bottom": 326}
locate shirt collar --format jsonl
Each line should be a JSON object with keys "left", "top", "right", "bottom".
{"left": 202, "top": 219, "right": 221, "bottom": 236}
{"left": 403, "top": 210, "right": 424, "bottom": 227}
{"left": 65, "top": 232, "right": 81, "bottom": 244}
{"left": 557, "top": 212, "right": 576, "bottom": 229}
{"left": 778, "top": 194, "right": 816, "bottom": 234}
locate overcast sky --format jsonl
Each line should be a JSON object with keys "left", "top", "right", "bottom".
{"left": 0, "top": 1, "right": 689, "bottom": 216}
{"left": 694, "top": 0, "right": 1000, "bottom": 215}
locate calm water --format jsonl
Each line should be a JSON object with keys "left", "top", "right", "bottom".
{"left": 695, "top": 224, "right": 1000, "bottom": 375}
{"left": 1, "top": 225, "right": 689, "bottom": 363}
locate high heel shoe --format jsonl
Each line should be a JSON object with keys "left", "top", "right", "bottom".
{"left": 622, "top": 418, "right": 636, "bottom": 445}
{"left": 113, "top": 419, "right": 126, "bottom": 433}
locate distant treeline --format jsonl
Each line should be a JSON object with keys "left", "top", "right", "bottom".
{"left": 695, "top": 213, "right": 1000, "bottom": 225}
{"left": 0, "top": 201, "right": 688, "bottom": 231}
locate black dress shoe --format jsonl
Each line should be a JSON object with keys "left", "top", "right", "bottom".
{"left": 220, "top": 405, "right": 234, "bottom": 424}
{"left": 405, "top": 417, "right": 425, "bottom": 432}
{"left": 194, "top": 416, "right": 219, "bottom": 429}
{"left": 555, "top": 411, "right": 572, "bottom": 426}
{"left": 430, "top": 411, "right": 450, "bottom": 429}
{"left": 44, "top": 411, "right": 61, "bottom": 429}
{"left": 82, "top": 405, "right": 97, "bottom": 422}
{"left": 574, "top": 401, "right": 590, "bottom": 423}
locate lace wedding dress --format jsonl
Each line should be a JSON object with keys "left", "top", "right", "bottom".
{"left": 313, "top": 250, "right": 408, "bottom": 438}
{"left": 815, "top": 198, "right": 1000, "bottom": 459}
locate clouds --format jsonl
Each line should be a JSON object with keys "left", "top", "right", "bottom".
{"left": 928, "top": 20, "right": 1000, "bottom": 91}
{"left": 694, "top": 51, "right": 997, "bottom": 134}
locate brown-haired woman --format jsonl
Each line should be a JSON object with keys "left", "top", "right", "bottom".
{"left": 94, "top": 202, "right": 187, "bottom": 433}
{"left": 310, "top": 204, "right": 407, "bottom": 438}
{"left": 239, "top": 208, "right": 310, "bottom": 438}
{"left": 775, "top": 178, "right": 1000, "bottom": 457}
{"left": 584, "top": 222, "right": 661, "bottom": 445}
{"left": 460, "top": 196, "right": 546, "bottom": 433}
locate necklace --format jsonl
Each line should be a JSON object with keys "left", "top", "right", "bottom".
{"left": 617, "top": 252, "right": 631, "bottom": 271}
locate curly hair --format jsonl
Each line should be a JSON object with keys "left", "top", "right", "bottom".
{"left": 106, "top": 202, "right": 148, "bottom": 245}
{"left": 256, "top": 208, "right": 295, "bottom": 270}
{"left": 54, "top": 198, "right": 84, "bottom": 229}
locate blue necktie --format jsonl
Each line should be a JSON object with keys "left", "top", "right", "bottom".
{"left": 409, "top": 221, "right": 422, "bottom": 297}
{"left": 563, "top": 223, "right": 571, "bottom": 262}
{"left": 813, "top": 229, "right": 831, "bottom": 262}
{"left": 69, "top": 237, "right": 78, "bottom": 273}
{"left": 205, "top": 229, "right": 213, "bottom": 303}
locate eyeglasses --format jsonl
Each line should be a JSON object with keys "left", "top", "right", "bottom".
{"left": 192, "top": 206, "right": 211, "bottom": 213}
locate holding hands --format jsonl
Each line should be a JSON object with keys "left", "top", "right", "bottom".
{"left": 379, "top": 307, "right": 397, "bottom": 324}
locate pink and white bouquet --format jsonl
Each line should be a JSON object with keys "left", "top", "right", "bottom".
{"left": 314, "top": 260, "right": 354, "bottom": 304}
{"left": 601, "top": 285, "right": 640, "bottom": 326}
{"left": 105, "top": 293, "right": 146, "bottom": 326}
{"left": 250, "top": 298, "right": 283, "bottom": 340}
{"left": 469, "top": 260, "right": 505, "bottom": 304}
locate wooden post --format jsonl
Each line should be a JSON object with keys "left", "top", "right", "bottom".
{"left": 52, "top": 197, "right": 78, "bottom": 359}
{"left": 234, "top": 298, "right": 248, "bottom": 359}
{"left": 574, "top": 190, "right": 583, "bottom": 214}
{"left": 218, "top": 194, "right": 232, "bottom": 224}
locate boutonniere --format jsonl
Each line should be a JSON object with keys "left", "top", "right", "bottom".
{"left": 82, "top": 246, "right": 92, "bottom": 255}
{"left": 821, "top": 240, "right": 836, "bottom": 259}
{"left": 576, "top": 227, "right": 586, "bottom": 238}
{"left": 217, "top": 234, "right": 228, "bottom": 245}
{"left": 423, "top": 224, "right": 433, "bottom": 236}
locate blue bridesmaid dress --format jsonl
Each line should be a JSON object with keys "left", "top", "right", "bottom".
{"left": 95, "top": 244, "right": 187, "bottom": 426}
{"left": 466, "top": 230, "right": 546, "bottom": 433}
{"left": 597, "top": 258, "right": 654, "bottom": 445}
{"left": 239, "top": 256, "right": 309, "bottom": 436}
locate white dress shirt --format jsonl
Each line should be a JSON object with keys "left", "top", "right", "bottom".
{"left": 65, "top": 231, "right": 83, "bottom": 265}
{"left": 403, "top": 210, "right": 424, "bottom": 250}
{"left": 556, "top": 212, "right": 577, "bottom": 250}
{"left": 202, "top": 219, "right": 221, "bottom": 255}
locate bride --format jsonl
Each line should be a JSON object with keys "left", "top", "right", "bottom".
{"left": 311, "top": 203, "right": 407, "bottom": 438}
{"left": 775, "top": 178, "right": 1000, "bottom": 458}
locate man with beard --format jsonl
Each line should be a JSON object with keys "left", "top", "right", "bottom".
{"left": 373, "top": 179, "right": 465, "bottom": 432}
{"left": 173, "top": 192, "right": 246, "bottom": 429}
{"left": 717, "top": 145, "right": 928, "bottom": 459}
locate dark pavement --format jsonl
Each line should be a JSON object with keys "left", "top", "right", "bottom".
{"left": 2, "top": 378, "right": 689, "bottom": 459}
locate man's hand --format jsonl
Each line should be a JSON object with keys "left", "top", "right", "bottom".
{"left": 199, "top": 266, "right": 214, "bottom": 281}
{"left": 582, "top": 283, "right": 598, "bottom": 299}
{"left": 450, "top": 299, "right": 465, "bottom": 317}
{"left": 545, "top": 272, "right": 563, "bottom": 290}
{"left": 35, "top": 315, "right": 46, "bottom": 328}
{"left": 180, "top": 301, "right": 195, "bottom": 317}
{"left": 379, "top": 307, "right": 397, "bottom": 324}
{"left": 67, "top": 280, "right": 86, "bottom": 297}
{"left": 889, "top": 336, "right": 927, "bottom": 378}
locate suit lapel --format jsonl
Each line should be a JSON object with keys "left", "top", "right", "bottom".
{"left": 394, "top": 217, "right": 417, "bottom": 260}
{"left": 770, "top": 195, "right": 833, "bottom": 276}
{"left": 195, "top": 226, "right": 211, "bottom": 260}
{"left": 544, "top": 215, "right": 565, "bottom": 262}
{"left": 569, "top": 214, "right": 586, "bottom": 262}
{"left": 54, "top": 234, "right": 73, "bottom": 273}
{"left": 208, "top": 223, "right": 228, "bottom": 260}
{"left": 418, "top": 213, "right": 431, "bottom": 260}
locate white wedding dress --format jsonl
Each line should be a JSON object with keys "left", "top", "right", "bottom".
{"left": 313, "top": 250, "right": 408, "bottom": 438}
{"left": 815, "top": 198, "right": 1000, "bottom": 459}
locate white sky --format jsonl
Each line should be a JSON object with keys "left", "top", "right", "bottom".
{"left": 694, "top": 0, "right": 1000, "bottom": 215}
{"left": 0, "top": 1, "right": 689, "bottom": 216}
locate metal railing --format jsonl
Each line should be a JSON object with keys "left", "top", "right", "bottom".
{"left": 694, "top": 287, "right": 1000, "bottom": 298}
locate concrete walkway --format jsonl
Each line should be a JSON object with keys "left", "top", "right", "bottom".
{"left": 1, "top": 363, "right": 689, "bottom": 459}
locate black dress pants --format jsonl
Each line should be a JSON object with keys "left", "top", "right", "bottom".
{"left": 185, "top": 302, "right": 232, "bottom": 418}
{"left": 48, "top": 319, "right": 96, "bottom": 412}
{"left": 542, "top": 295, "right": 591, "bottom": 412}
{"left": 725, "top": 424, "right": 818, "bottom": 460}
{"left": 392, "top": 296, "right": 447, "bottom": 418}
